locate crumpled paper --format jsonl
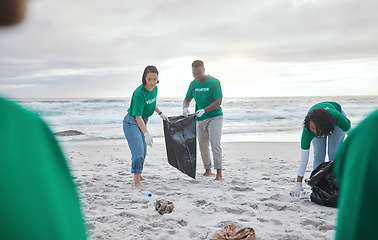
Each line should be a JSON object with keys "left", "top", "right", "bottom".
{"left": 155, "top": 199, "right": 174, "bottom": 215}
{"left": 212, "top": 221, "right": 257, "bottom": 240}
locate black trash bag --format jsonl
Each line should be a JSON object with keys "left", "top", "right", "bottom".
{"left": 305, "top": 161, "right": 338, "bottom": 208}
{"left": 163, "top": 114, "right": 196, "bottom": 179}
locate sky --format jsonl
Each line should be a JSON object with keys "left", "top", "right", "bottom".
{"left": 0, "top": 0, "right": 378, "bottom": 99}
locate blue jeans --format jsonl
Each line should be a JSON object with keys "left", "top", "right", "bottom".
{"left": 123, "top": 113, "right": 148, "bottom": 173}
{"left": 312, "top": 125, "right": 345, "bottom": 169}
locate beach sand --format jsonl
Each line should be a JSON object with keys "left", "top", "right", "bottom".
{"left": 62, "top": 140, "right": 337, "bottom": 240}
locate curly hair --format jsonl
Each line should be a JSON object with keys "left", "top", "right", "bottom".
{"left": 304, "top": 108, "right": 335, "bottom": 137}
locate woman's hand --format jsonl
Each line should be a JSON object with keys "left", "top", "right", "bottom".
{"left": 144, "top": 132, "right": 153, "bottom": 147}
{"left": 159, "top": 112, "right": 169, "bottom": 122}
{"left": 290, "top": 182, "right": 304, "bottom": 197}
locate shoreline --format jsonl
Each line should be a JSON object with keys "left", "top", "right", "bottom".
{"left": 59, "top": 136, "right": 302, "bottom": 147}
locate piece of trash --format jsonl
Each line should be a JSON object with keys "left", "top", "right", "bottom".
{"left": 289, "top": 191, "right": 307, "bottom": 198}
{"left": 212, "top": 221, "right": 257, "bottom": 240}
{"left": 141, "top": 191, "right": 152, "bottom": 197}
{"left": 155, "top": 199, "right": 174, "bottom": 215}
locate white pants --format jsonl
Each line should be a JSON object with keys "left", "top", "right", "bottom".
{"left": 197, "top": 116, "right": 223, "bottom": 169}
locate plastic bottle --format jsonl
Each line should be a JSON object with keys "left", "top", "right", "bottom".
{"left": 141, "top": 191, "right": 152, "bottom": 197}
{"left": 290, "top": 191, "right": 307, "bottom": 198}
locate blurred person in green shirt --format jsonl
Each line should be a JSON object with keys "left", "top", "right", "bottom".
{"left": 0, "top": 1, "right": 87, "bottom": 239}
{"left": 334, "top": 109, "right": 378, "bottom": 240}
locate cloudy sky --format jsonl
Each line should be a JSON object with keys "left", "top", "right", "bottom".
{"left": 1, "top": 0, "right": 378, "bottom": 99}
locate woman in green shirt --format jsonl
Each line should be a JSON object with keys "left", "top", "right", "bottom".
{"left": 123, "top": 65, "right": 168, "bottom": 190}
{"left": 291, "top": 102, "right": 351, "bottom": 197}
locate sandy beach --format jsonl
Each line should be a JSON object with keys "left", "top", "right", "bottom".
{"left": 62, "top": 140, "right": 337, "bottom": 240}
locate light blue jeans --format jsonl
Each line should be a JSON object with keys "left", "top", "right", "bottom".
{"left": 123, "top": 113, "right": 148, "bottom": 173}
{"left": 312, "top": 125, "right": 346, "bottom": 170}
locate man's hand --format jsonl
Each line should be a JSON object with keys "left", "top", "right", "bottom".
{"left": 183, "top": 107, "right": 190, "bottom": 117}
{"left": 196, "top": 109, "right": 205, "bottom": 117}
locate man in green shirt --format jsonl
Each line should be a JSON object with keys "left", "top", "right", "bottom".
{"left": 334, "top": 109, "right": 378, "bottom": 240}
{"left": 183, "top": 60, "right": 224, "bottom": 181}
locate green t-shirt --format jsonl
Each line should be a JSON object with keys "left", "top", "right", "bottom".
{"left": 127, "top": 84, "right": 158, "bottom": 118}
{"left": 334, "top": 109, "right": 378, "bottom": 240}
{"left": 185, "top": 75, "right": 223, "bottom": 121}
{"left": 301, "top": 102, "right": 351, "bottom": 149}
{"left": 0, "top": 97, "right": 87, "bottom": 240}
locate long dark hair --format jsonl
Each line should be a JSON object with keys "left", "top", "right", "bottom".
{"left": 304, "top": 108, "right": 335, "bottom": 137}
{"left": 142, "top": 65, "right": 159, "bottom": 85}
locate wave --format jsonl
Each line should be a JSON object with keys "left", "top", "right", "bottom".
{"left": 20, "top": 96, "right": 378, "bottom": 142}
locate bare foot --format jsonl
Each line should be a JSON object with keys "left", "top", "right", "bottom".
{"left": 215, "top": 175, "right": 224, "bottom": 181}
{"left": 134, "top": 173, "right": 145, "bottom": 183}
{"left": 215, "top": 169, "right": 223, "bottom": 181}
{"left": 203, "top": 169, "right": 213, "bottom": 176}
{"left": 134, "top": 182, "right": 146, "bottom": 190}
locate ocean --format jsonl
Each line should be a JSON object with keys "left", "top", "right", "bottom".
{"left": 18, "top": 96, "right": 378, "bottom": 143}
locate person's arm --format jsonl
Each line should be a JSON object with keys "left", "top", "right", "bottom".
{"left": 135, "top": 116, "right": 147, "bottom": 133}
{"left": 297, "top": 149, "right": 310, "bottom": 182}
{"left": 155, "top": 106, "right": 169, "bottom": 121}
{"left": 335, "top": 112, "right": 351, "bottom": 132}
{"left": 183, "top": 80, "right": 195, "bottom": 116}
{"left": 291, "top": 148, "right": 309, "bottom": 196}
{"left": 204, "top": 97, "right": 222, "bottom": 113}
{"left": 183, "top": 97, "right": 192, "bottom": 108}
{"left": 196, "top": 79, "right": 223, "bottom": 116}
{"left": 297, "top": 176, "right": 304, "bottom": 183}
{"left": 155, "top": 106, "right": 161, "bottom": 114}
{"left": 183, "top": 97, "right": 192, "bottom": 117}
{"left": 296, "top": 129, "right": 314, "bottom": 181}
{"left": 135, "top": 115, "right": 153, "bottom": 147}
{"left": 291, "top": 129, "right": 313, "bottom": 197}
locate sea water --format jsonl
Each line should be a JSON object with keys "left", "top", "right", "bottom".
{"left": 17, "top": 96, "right": 378, "bottom": 143}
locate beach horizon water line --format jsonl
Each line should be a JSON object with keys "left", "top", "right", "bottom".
{"left": 17, "top": 95, "right": 378, "bottom": 143}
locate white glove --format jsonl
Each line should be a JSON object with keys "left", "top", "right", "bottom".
{"left": 183, "top": 107, "right": 190, "bottom": 117}
{"left": 290, "top": 182, "right": 304, "bottom": 198}
{"left": 159, "top": 112, "right": 169, "bottom": 122}
{"left": 144, "top": 132, "right": 153, "bottom": 147}
{"left": 196, "top": 109, "right": 205, "bottom": 117}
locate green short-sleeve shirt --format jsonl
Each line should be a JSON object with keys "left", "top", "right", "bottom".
{"left": 127, "top": 84, "right": 158, "bottom": 118}
{"left": 0, "top": 97, "right": 87, "bottom": 240}
{"left": 185, "top": 75, "right": 223, "bottom": 121}
{"left": 301, "top": 102, "right": 351, "bottom": 149}
{"left": 334, "top": 109, "right": 378, "bottom": 240}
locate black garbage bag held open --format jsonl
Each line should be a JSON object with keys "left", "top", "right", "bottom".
{"left": 305, "top": 161, "right": 338, "bottom": 208}
{"left": 163, "top": 114, "right": 197, "bottom": 179}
